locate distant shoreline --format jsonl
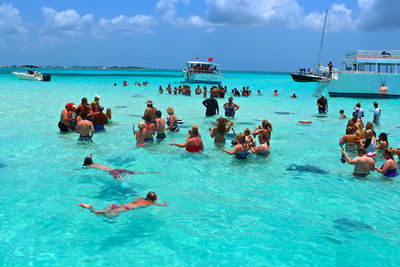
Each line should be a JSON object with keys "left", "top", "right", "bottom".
{"left": 0, "top": 65, "right": 149, "bottom": 70}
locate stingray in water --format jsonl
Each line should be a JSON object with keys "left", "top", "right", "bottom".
{"left": 0, "top": 163, "right": 6, "bottom": 168}
{"left": 115, "top": 105, "right": 127, "bottom": 109}
{"left": 286, "top": 164, "right": 329, "bottom": 174}
{"left": 274, "top": 111, "right": 294, "bottom": 115}
{"left": 333, "top": 218, "right": 373, "bottom": 231}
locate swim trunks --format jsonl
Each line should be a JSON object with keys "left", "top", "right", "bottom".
{"left": 156, "top": 132, "right": 166, "bottom": 141}
{"left": 235, "top": 150, "right": 249, "bottom": 159}
{"left": 94, "top": 124, "right": 106, "bottom": 132}
{"left": 144, "top": 137, "right": 154, "bottom": 143}
{"left": 78, "top": 135, "right": 92, "bottom": 142}
{"left": 58, "top": 121, "right": 69, "bottom": 133}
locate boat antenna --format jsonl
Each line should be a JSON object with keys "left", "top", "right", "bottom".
{"left": 317, "top": 9, "right": 328, "bottom": 70}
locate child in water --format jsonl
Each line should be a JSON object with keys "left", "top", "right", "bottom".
{"left": 339, "top": 109, "right": 346, "bottom": 118}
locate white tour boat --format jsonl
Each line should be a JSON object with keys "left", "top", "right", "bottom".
{"left": 314, "top": 50, "right": 400, "bottom": 98}
{"left": 12, "top": 66, "right": 51, "bottom": 81}
{"left": 183, "top": 60, "right": 223, "bottom": 84}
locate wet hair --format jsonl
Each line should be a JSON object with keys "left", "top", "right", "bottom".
{"left": 345, "top": 127, "right": 354, "bottom": 135}
{"left": 190, "top": 127, "right": 199, "bottom": 136}
{"left": 155, "top": 110, "right": 162, "bottom": 118}
{"left": 228, "top": 97, "right": 233, "bottom": 102}
{"left": 144, "top": 114, "right": 152, "bottom": 122}
{"left": 365, "top": 122, "right": 374, "bottom": 130}
{"left": 81, "top": 97, "right": 88, "bottom": 103}
{"left": 339, "top": 109, "right": 344, "bottom": 114}
{"left": 236, "top": 133, "right": 246, "bottom": 144}
{"left": 83, "top": 157, "right": 93, "bottom": 166}
{"left": 166, "top": 107, "right": 174, "bottom": 115}
{"left": 384, "top": 147, "right": 396, "bottom": 157}
{"left": 355, "top": 103, "right": 361, "bottom": 108}
{"left": 379, "top": 132, "right": 388, "bottom": 141}
{"left": 243, "top": 128, "right": 251, "bottom": 136}
{"left": 146, "top": 191, "right": 157, "bottom": 201}
{"left": 262, "top": 120, "right": 272, "bottom": 132}
{"left": 374, "top": 102, "right": 378, "bottom": 108}
{"left": 216, "top": 117, "right": 227, "bottom": 135}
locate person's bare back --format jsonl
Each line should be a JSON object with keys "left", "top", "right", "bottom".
{"left": 156, "top": 118, "right": 166, "bottom": 134}
{"left": 76, "top": 119, "right": 94, "bottom": 137}
{"left": 353, "top": 156, "right": 375, "bottom": 175}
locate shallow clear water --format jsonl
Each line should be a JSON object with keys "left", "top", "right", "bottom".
{"left": 1, "top": 68, "right": 400, "bottom": 266}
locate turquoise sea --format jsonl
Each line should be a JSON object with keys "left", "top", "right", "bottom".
{"left": 1, "top": 68, "right": 400, "bottom": 266}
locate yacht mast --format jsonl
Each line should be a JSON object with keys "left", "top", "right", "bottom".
{"left": 317, "top": 9, "right": 328, "bottom": 69}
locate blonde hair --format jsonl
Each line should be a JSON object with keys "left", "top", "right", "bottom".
{"left": 385, "top": 147, "right": 396, "bottom": 157}
{"left": 262, "top": 120, "right": 272, "bottom": 132}
{"left": 192, "top": 124, "right": 199, "bottom": 130}
{"left": 138, "top": 121, "right": 145, "bottom": 129}
{"left": 236, "top": 133, "right": 246, "bottom": 143}
{"left": 364, "top": 129, "right": 373, "bottom": 139}
{"left": 166, "top": 107, "right": 174, "bottom": 115}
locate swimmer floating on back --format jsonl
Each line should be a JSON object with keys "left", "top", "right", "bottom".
{"left": 78, "top": 191, "right": 168, "bottom": 218}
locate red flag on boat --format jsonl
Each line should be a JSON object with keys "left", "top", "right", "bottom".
{"left": 208, "top": 57, "right": 214, "bottom": 61}
{"left": 195, "top": 56, "right": 200, "bottom": 60}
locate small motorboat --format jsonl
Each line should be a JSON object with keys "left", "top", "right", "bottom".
{"left": 12, "top": 65, "right": 51, "bottom": 81}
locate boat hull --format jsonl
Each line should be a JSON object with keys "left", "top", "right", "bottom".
{"left": 291, "top": 73, "right": 326, "bottom": 82}
{"left": 183, "top": 72, "right": 223, "bottom": 85}
{"left": 12, "top": 72, "right": 38, "bottom": 81}
{"left": 327, "top": 72, "right": 400, "bottom": 98}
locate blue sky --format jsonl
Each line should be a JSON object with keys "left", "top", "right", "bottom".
{"left": 1, "top": 0, "right": 400, "bottom": 71}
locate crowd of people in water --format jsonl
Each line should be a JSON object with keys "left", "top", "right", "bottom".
{"left": 337, "top": 101, "right": 398, "bottom": 177}
{"left": 56, "top": 83, "right": 400, "bottom": 217}
{"left": 158, "top": 84, "right": 264, "bottom": 97}
{"left": 58, "top": 95, "right": 113, "bottom": 142}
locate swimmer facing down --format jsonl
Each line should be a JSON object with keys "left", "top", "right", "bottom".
{"left": 78, "top": 191, "right": 168, "bottom": 218}
{"left": 82, "top": 156, "right": 151, "bottom": 180}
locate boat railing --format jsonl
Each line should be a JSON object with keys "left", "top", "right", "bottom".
{"left": 186, "top": 69, "right": 220, "bottom": 74}
{"left": 345, "top": 50, "right": 400, "bottom": 61}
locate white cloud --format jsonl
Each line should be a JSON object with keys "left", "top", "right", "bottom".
{"left": 356, "top": 0, "right": 400, "bottom": 31}
{"left": 304, "top": 4, "right": 354, "bottom": 32}
{"left": 41, "top": 7, "right": 94, "bottom": 38}
{"left": 0, "top": 4, "right": 27, "bottom": 35}
{"left": 205, "top": 0, "right": 304, "bottom": 28}
{"left": 156, "top": 0, "right": 304, "bottom": 32}
{"left": 95, "top": 14, "right": 156, "bottom": 38}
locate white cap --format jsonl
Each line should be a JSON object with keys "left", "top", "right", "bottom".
{"left": 94, "top": 95, "right": 100, "bottom": 99}
{"left": 321, "top": 93, "right": 325, "bottom": 96}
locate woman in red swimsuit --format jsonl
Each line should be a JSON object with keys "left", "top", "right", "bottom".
{"left": 169, "top": 127, "right": 204, "bottom": 152}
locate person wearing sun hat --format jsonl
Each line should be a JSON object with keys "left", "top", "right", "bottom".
{"left": 143, "top": 99, "right": 157, "bottom": 122}
{"left": 58, "top": 102, "right": 75, "bottom": 133}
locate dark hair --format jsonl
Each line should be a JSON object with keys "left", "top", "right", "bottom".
{"left": 146, "top": 191, "right": 157, "bottom": 201}
{"left": 81, "top": 113, "right": 88, "bottom": 120}
{"left": 83, "top": 157, "right": 93, "bottom": 166}
{"left": 82, "top": 97, "right": 87, "bottom": 103}
{"left": 339, "top": 109, "right": 344, "bottom": 114}
{"left": 155, "top": 110, "right": 162, "bottom": 118}
{"left": 374, "top": 102, "right": 378, "bottom": 108}
{"left": 144, "top": 114, "right": 152, "bottom": 122}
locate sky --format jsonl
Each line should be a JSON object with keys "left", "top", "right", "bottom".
{"left": 1, "top": 0, "right": 400, "bottom": 71}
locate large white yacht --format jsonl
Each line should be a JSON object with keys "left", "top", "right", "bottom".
{"left": 315, "top": 50, "right": 400, "bottom": 98}
{"left": 182, "top": 60, "right": 223, "bottom": 84}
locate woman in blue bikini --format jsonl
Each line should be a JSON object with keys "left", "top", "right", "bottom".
{"left": 375, "top": 148, "right": 398, "bottom": 177}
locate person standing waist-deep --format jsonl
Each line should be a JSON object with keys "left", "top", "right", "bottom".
{"left": 202, "top": 95, "right": 219, "bottom": 117}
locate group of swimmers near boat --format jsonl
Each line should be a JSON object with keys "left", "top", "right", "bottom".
{"left": 338, "top": 101, "right": 399, "bottom": 178}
